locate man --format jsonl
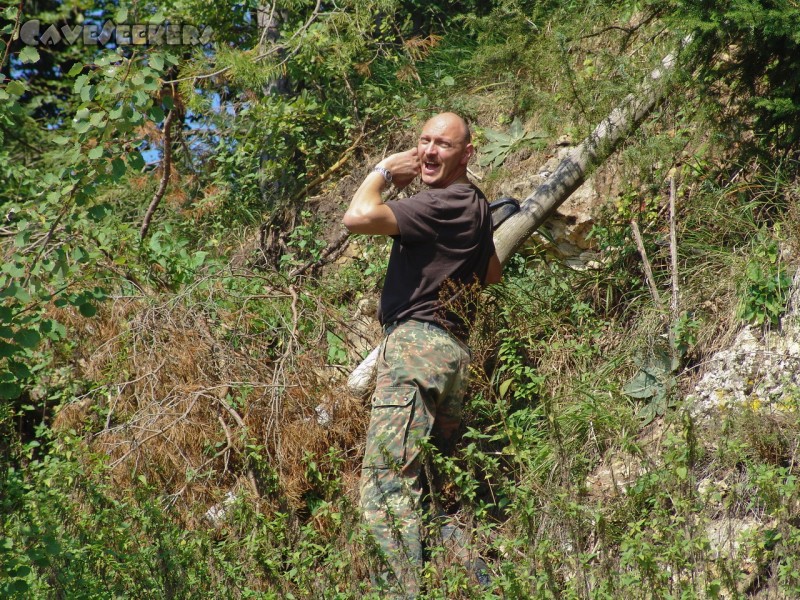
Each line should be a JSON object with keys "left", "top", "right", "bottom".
{"left": 343, "top": 112, "right": 501, "bottom": 597}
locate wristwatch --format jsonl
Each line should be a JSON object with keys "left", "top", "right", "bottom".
{"left": 373, "top": 166, "right": 392, "bottom": 184}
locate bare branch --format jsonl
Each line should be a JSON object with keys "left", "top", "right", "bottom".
{"left": 140, "top": 109, "right": 175, "bottom": 239}
{"left": 631, "top": 220, "right": 662, "bottom": 306}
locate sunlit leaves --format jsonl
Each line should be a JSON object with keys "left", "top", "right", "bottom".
{"left": 18, "top": 46, "right": 39, "bottom": 64}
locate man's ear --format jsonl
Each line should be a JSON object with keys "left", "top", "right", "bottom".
{"left": 461, "top": 143, "right": 474, "bottom": 165}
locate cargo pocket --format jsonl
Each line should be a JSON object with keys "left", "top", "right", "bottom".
{"left": 363, "top": 385, "right": 417, "bottom": 470}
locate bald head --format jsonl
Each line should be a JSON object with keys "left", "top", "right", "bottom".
{"left": 423, "top": 112, "right": 471, "bottom": 145}
{"left": 417, "top": 112, "right": 474, "bottom": 188}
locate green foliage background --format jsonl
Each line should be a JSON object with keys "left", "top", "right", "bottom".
{"left": 2, "top": 0, "right": 800, "bottom": 597}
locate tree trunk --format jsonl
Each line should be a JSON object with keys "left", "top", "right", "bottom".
{"left": 493, "top": 44, "right": 686, "bottom": 265}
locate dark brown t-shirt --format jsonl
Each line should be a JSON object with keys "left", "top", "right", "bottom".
{"left": 379, "top": 183, "right": 495, "bottom": 338}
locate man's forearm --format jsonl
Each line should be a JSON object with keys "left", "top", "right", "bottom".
{"left": 346, "top": 171, "right": 388, "bottom": 220}
{"left": 343, "top": 149, "right": 420, "bottom": 236}
{"left": 342, "top": 170, "right": 398, "bottom": 235}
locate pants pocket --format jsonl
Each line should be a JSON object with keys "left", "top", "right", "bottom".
{"left": 363, "top": 385, "right": 417, "bottom": 470}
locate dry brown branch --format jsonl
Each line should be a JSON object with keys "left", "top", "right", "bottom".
{"left": 54, "top": 264, "right": 370, "bottom": 510}
{"left": 289, "top": 229, "right": 351, "bottom": 278}
{"left": 289, "top": 131, "right": 366, "bottom": 205}
{"left": 140, "top": 109, "right": 175, "bottom": 239}
{"left": 630, "top": 219, "right": 662, "bottom": 306}
{"left": 0, "top": 2, "right": 22, "bottom": 72}
{"left": 109, "top": 394, "right": 200, "bottom": 468}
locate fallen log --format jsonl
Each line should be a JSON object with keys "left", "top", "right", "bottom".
{"left": 493, "top": 42, "right": 686, "bottom": 265}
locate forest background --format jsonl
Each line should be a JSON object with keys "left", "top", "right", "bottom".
{"left": 2, "top": 0, "right": 800, "bottom": 597}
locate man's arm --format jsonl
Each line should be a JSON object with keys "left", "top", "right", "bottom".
{"left": 484, "top": 252, "right": 502, "bottom": 285}
{"left": 342, "top": 149, "right": 420, "bottom": 236}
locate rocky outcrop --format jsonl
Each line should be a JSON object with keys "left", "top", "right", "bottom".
{"left": 688, "top": 269, "right": 800, "bottom": 417}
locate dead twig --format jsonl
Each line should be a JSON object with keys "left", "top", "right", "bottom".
{"left": 289, "top": 229, "right": 351, "bottom": 278}
{"left": 215, "top": 395, "right": 260, "bottom": 496}
{"left": 109, "top": 394, "right": 199, "bottom": 469}
{"left": 140, "top": 109, "right": 175, "bottom": 239}
{"left": 668, "top": 176, "right": 680, "bottom": 363}
{"left": 630, "top": 219, "right": 662, "bottom": 306}
{"left": 289, "top": 130, "right": 366, "bottom": 205}
{"left": 0, "top": 2, "right": 22, "bottom": 73}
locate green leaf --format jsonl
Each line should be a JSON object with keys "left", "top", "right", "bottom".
{"left": 88, "top": 203, "right": 111, "bottom": 221}
{"left": 80, "top": 84, "right": 95, "bottom": 102}
{"left": 19, "top": 46, "right": 40, "bottom": 64}
{"left": 623, "top": 369, "right": 660, "bottom": 399}
{"left": 4, "top": 6, "right": 19, "bottom": 20}
{"left": 498, "top": 378, "right": 514, "bottom": 398}
{"left": 90, "top": 111, "right": 106, "bottom": 127}
{"left": 72, "top": 75, "right": 89, "bottom": 94}
{"left": 128, "top": 151, "right": 145, "bottom": 171}
{"left": 68, "top": 63, "right": 84, "bottom": 77}
{"left": 637, "top": 402, "right": 656, "bottom": 426}
{"left": 13, "top": 286, "right": 31, "bottom": 303}
{"left": 483, "top": 130, "right": 512, "bottom": 143}
{"left": 116, "top": 6, "right": 129, "bottom": 22}
{"left": 509, "top": 117, "right": 524, "bottom": 138}
{"left": 2, "top": 262, "right": 24, "bottom": 278}
{"left": 14, "top": 328, "right": 40, "bottom": 349}
{"left": 88, "top": 146, "right": 104, "bottom": 160}
{"left": 111, "top": 158, "right": 126, "bottom": 179}
{"left": 0, "top": 381, "right": 22, "bottom": 400}
{"left": 79, "top": 302, "right": 97, "bottom": 317}
{"left": 6, "top": 80, "right": 26, "bottom": 97}
{"left": 0, "top": 341, "right": 20, "bottom": 358}
{"left": 40, "top": 319, "right": 67, "bottom": 340}
{"left": 73, "top": 119, "right": 91, "bottom": 134}
{"left": 9, "top": 361, "right": 30, "bottom": 380}
{"left": 150, "top": 54, "right": 164, "bottom": 71}
{"left": 149, "top": 105, "right": 165, "bottom": 122}
{"left": 441, "top": 75, "right": 455, "bottom": 86}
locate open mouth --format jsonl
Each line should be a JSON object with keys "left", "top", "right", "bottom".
{"left": 422, "top": 161, "right": 440, "bottom": 175}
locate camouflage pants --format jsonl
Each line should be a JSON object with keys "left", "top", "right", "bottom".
{"left": 359, "top": 319, "right": 471, "bottom": 599}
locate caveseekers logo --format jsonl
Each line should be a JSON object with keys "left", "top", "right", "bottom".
{"left": 19, "top": 20, "right": 213, "bottom": 46}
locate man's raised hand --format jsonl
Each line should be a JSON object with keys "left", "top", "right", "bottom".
{"left": 379, "top": 149, "right": 420, "bottom": 190}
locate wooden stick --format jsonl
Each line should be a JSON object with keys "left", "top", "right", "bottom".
{"left": 630, "top": 220, "right": 661, "bottom": 305}
{"left": 668, "top": 176, "right": 680, "bottom": 363}
{"left": 140, "top": 109, "right": 175, "bottom": 239}
{"left": 669, "top": 177, "right": 679, "bottom": 318}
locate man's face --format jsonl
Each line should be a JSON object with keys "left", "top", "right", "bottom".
{"left": 416, "top": 115, "right": 473, "bottom": 188}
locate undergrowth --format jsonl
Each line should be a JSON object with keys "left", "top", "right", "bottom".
{"left": 3, "top": 0, "right": 800, "bottom": 598}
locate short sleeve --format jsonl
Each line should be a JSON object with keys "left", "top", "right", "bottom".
{"left": 385, "top": 192, "right": 439, "bottom": 244}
